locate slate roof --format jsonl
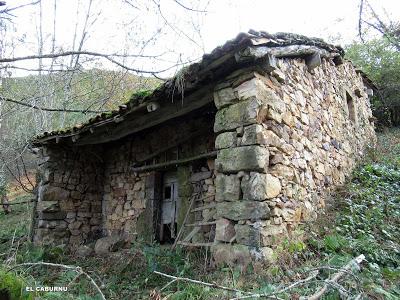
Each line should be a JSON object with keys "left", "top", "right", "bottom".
{"left": 34, "top": 30, "right": 345, "bottom": 144}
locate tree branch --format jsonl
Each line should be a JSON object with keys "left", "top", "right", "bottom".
{"left": 9, "top": 262, "right": 106, "bottom": 300}
{"left": 153, "top": 271, "right": 255, "bottom": 296}
{"left": 0, "top": 50, "right": 191, "bottom": 75}
{"left": 0, "top": 0, "right": 41, "bottom": 15}
{"left": 173, "top": 0, "right": 208, "bottom": 13}
{"left": 358, "top": 0, "right": 365, "bottom": 42}
{"left": 0, "top": 96, "right": 109, "bottom": 113}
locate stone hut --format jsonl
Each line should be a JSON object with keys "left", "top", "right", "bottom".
{"left": 32, "top": 31, "right": 376, "bottom": 263}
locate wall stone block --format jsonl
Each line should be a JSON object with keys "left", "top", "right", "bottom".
{"left": 215, "top": 174, "right": 240, "bottom": 201}
{"left": 241, "top": 172, "right": 281, "bottom": 201}
{"left": 214, "top": 98, "right": 268, "bottom": 133}
{"left": 215, "top": 218, "right": 235, "bottom": 242}
{"left": 215, "top": 131, "right": 237, "bottom": 149}
{"left": 216, "top": 146, "right": 269, "bottom": 173}
{"left": 216, "top": 201, "right": 270, "bottom": 221}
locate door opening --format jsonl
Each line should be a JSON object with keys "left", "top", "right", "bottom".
{"left": 159, "top": 171, "right": 179, "bottom": 244}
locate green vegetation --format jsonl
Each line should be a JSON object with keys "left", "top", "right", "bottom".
{"left": 1, "top": 70, "right": 160, "bottom": 135}
{"left": 0, "top": 269, "right": 34, "bottom": 300}
{"left": 0, "top": 177, "right": 7, "bottom": 199}
{"left": 0, "top": 129, "right": 399, "bottom": 299}
{"left": 346, "top": 38, "right": 400, "bottom": 126}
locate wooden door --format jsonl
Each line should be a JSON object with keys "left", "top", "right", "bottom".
{"left": 160, "top": 172, "right": 179, "bottom": 242}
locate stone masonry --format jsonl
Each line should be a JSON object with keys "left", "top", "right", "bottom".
{"left": 33, "top": 145, "right": 104, "bottom": 246}
{"left": 211, "top": 58, "right": 375, "bottom": 264}
{"left": 32, "top": 32, "right": 376, "bottom": 266}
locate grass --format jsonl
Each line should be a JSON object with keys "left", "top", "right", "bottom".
{"left": 0, "top": 129, "right": 399, "bottom": 299}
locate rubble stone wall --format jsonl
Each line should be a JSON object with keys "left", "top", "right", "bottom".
{"left": 212, "top": 58, "right": 376, "bottom": 264}
{"left": 33, "top": 111, "right": 216, "bottom": 246}
{"left": 33, "top": 56, "right": 376, "bottom": 261}
{"left": 102, "top": 112, "right": 216, "bottom": 242}
{"left": 33, "top": 145, "right": 104, "bottom": 246}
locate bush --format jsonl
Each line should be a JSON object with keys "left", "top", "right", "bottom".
{"left": 0, "top": 268, "right": 34, "bottom": 300}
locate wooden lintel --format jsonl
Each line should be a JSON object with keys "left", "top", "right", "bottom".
{"left": 132, "top": 151, "right": 217, "bottom": 173}
{"left": 185, "top": 221, "right": 216, "bottom": 227}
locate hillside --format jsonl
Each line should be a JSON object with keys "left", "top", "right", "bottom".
{"left": 0, "top": 128, "right": 398, "bottom": 300}
{"left": 1, "top": 69, "right": 161, "bottom": 130}
{"left": 0, "top": 70, "right": 161, "bottom": 183}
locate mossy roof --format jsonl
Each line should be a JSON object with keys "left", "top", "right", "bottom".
{"left": 34, "top": 30, "right": 345, "bottom": 144}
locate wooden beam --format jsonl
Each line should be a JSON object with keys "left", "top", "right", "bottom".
{"left": 35, "top": 102, "right": 149, "bottom": 144}
{"left": 134, "top": 125, "right": 212, "bottom": 163}
{"left": 185, "top": 221, "right": 216, "bottom": 227}
{"left": 131, "top": 151, "right": 217, "bottom": 173}
{"left": 76, "top": 84, "right": 214, "bottom": 145}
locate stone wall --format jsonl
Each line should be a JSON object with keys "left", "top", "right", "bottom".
{"left": 33, "top": 55, "right": 376, "bottom": 263}
{"left": 33, "top": 145, "right": 104, "bottom": 246}
{"left": 101, "top": 111, "right": 216, "bottom": 242}
{"left": 33, "top": 108, "right": 216, "bottom": 247}
{"left": 211, "top": 58, "right": 376, "bottom": 264}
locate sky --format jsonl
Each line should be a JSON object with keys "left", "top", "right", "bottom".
{"left": 1, "top": 0, "right": 400, "bottom": 77}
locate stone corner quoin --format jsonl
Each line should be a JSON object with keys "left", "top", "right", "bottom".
{"left": 211, "top": 58, "right": 375, "bottom": 265}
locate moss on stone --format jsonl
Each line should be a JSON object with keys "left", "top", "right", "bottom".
{"left": 176, "top": 166, "right": 193, "bottom": 233}
{"left": 136, "top": 206, "right": 154, "bottom": 243}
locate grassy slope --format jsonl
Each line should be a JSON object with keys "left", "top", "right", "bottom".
{"left": 0, "top": 129, "right": 399, "bottom": 300}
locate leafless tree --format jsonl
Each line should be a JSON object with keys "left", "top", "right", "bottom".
{"left": 0, "top": 0, "right": 211, "bottom": 191}
{"left": 358, "top": 0, "right": 400, "bottom": 50}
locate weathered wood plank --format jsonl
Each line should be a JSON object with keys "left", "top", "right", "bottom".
{"left": 131, "top": 151, "right": 217, "bottom": 173}
{"left": 185, "top": 221, "right": 216, "bottom": 227}
{"left": 76, "top": 84, "right": 214, "bottom": 145}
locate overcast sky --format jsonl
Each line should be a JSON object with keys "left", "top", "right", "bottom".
{"left": 2, "top": 0, "right": 399, "bottom": 77}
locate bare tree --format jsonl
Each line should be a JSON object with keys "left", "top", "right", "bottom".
{"left": 358, "top": 0, "right": 400, "bottom": 50}
{"left": 0, "top": 0, "right": 211, "bottom": 191}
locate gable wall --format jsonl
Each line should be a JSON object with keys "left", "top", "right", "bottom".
{"left": 211, "top": 58, "right": 376, "bottom": 264}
